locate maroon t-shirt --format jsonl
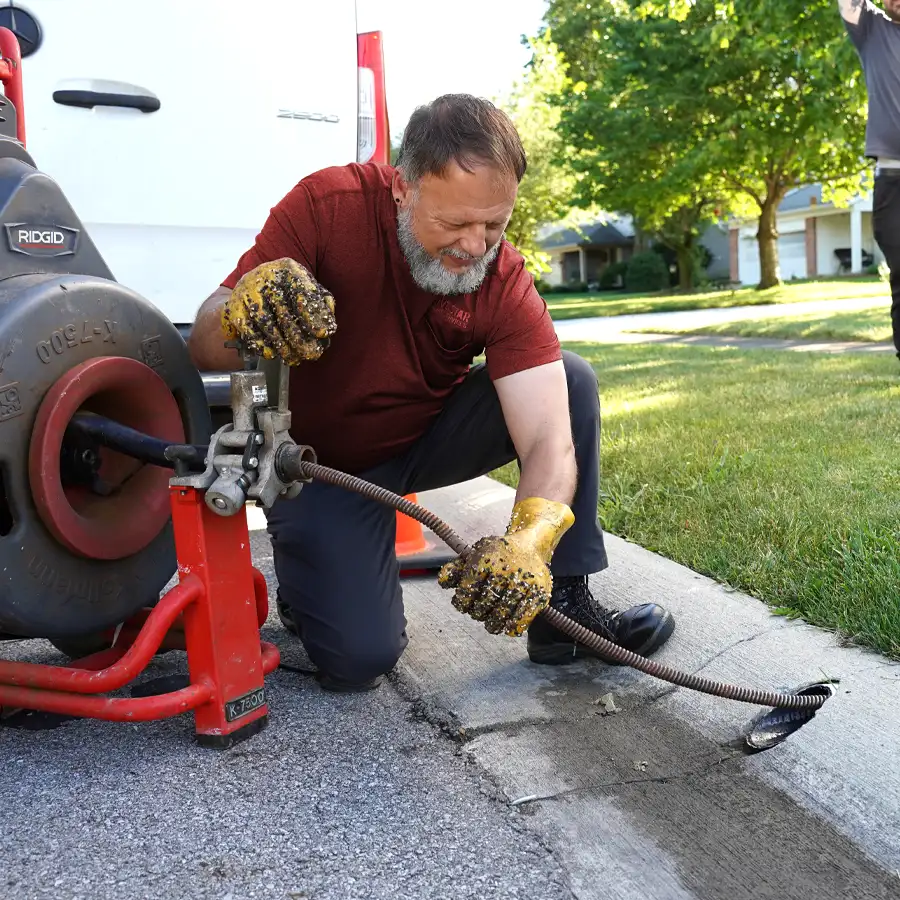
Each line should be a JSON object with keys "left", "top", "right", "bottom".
{"left": 221, "top": 162, "right": 561, "bottom": 474}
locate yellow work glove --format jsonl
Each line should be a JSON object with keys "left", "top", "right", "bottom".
{"left": 221, "top": 258, "right": 337, "bottom": 365}
{"left": 438, "top": 498, "right": 575, "bottom": 637}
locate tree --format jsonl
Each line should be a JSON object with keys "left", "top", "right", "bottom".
{"left": 497, "top": 35, "right": 582, "bottom": 277}
{"left": 543, "top": 0, "right": 870, "bottom": 289}
{"left": 545, "top": 5, "right": 729, "bottom": 291}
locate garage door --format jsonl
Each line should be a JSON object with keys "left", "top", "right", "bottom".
{"left": 778, "top": 233, "right": 807, "bottom": 281}
{"left": 739, "top": 231, "right": 807, "bottom": 285}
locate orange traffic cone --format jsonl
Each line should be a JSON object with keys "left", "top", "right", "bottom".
{"left": 396, "top": 493, "right": 458, "bottom": 576}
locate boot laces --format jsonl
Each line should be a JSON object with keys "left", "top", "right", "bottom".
{"left": 551, "top": 576, "right": 619, "bottom": 641}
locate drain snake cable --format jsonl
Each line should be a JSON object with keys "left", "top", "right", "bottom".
{"left": 66, "top": 414, "right": 827, "bottom": 712}
{"left": 282, "top": 458, "right": 826, "bottom": 712}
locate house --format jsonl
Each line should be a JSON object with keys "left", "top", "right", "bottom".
{"left": 729, "top": 185, "right": 883, "bottom": 285}
{"left": 538, "top": 214, "right": 732, "bottom": 287}
{"left": 538, "top": 215, "right": 636, "bottom": 287}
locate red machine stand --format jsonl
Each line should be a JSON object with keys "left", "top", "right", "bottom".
{"left": 0, "top": 485, "right": 280, "bottom": 748}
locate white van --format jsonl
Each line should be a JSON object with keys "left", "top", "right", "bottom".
{"left": 4, "top": 0, "right": 390, "bottom": 328}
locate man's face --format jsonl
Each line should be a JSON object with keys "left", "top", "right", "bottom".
{"left": 394, "top": 161, "right": 517, "bottom": 295}
{"left": 886, "top": 0, "right": 900, "bottom": 22}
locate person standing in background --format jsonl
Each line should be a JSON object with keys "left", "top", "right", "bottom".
{"left": 839, "top": 0, "right": 900, "bottom": 363}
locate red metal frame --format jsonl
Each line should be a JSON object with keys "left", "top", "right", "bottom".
{"left": 0, "top": 26, "right": 25, "bottom": 145}
{"left": 0, "top": 486, "right": 280, "bottom": 746}
{"left": 357, "top": 31, "right": 390, "bottom": 165}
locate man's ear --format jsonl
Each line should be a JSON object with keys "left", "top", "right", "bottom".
{"left": 392, "top": 171, "right": 415, "bottom": 210}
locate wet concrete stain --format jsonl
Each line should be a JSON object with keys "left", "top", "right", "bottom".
{"left": 467, "top": 676, "right": 899, "bottom": 900}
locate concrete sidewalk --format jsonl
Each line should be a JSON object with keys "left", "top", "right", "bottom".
{"left": 553, "top": 330, "right": 896, "bottom": 355}
{"left": 553, "top": 295, "right": 886, "bottom": 342}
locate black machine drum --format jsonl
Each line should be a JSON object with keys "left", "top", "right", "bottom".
{"left": 0, "top": 157, "right": 210, "bottom": 638}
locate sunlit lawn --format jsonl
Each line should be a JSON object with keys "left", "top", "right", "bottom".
{"left": 631, "top": 302, "right": 893, "bottom": 344}
{"left": 545, "top": 277, "right": 888, "bottom": 321}
{"left": 493, "top": 341, "right": 900, "bottom": 658}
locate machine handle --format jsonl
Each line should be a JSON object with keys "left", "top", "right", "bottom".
{"left": 53, "top": 80, "right": 160, "bottom": 113}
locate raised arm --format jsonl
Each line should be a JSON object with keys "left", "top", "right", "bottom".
{"left": 839, "top": 0, "right": 868, "bottom": 25}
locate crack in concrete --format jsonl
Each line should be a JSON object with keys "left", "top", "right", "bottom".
{"left": 616, "top": 628, "right": 786, "bottom": 714}
{"left": 687, "top": 626, "right": 779, "bottom": 678}
{"left": 459, "top": 716, "right": 554, "bottom": 742}
{"left": 847, "top": 660, "right": 900, "bottom": 678}
{"left": 507, "top": 750, "right": 746, "bottom": 808}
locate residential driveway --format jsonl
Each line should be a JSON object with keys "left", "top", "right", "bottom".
{"left": 553, "top": 295, "right": 887, "bottom": 344}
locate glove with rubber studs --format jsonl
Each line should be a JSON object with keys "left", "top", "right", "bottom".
{"left": 221, "top": 257, "right": 337, "bottom": 365}
{"left": 438, "top": 498, "right": 575, "bottom": 637}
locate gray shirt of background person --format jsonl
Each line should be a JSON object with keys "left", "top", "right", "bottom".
{"left": 844, "top": 0, "right": 900, "bottom": 160}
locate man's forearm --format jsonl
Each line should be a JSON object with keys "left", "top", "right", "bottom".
{"left": 187, "top": 286, "right": 242, "bottom": 372}
{"left": 515, "top": 440, "right": 577, "bottom": 507}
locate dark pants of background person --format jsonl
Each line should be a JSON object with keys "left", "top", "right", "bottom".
{"left": 265, "top": 350, "right": 609, "bottom": 684}
{"left": 873, "top": 169, "right": 900, "bottom": 360}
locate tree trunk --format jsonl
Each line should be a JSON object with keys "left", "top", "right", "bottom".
{"left": 633, "top": 221, "right": 651, "bottom": 254}
{"left": 756, "top": 196, "right": 782, "bottom": 290}
{"left": 676, "top": 243, "right": 694, "bottom": 292}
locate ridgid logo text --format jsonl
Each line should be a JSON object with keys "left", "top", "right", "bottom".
{"left": 5, "top": 223, "right": 79, "bottom": 257}
{"left": 19, "top": 229, "right": 66, "bottom": 245}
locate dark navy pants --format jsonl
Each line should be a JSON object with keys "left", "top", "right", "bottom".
{"left": 873, "top": 170, "right": 900, "bottom": 359}
{"left": 264, "top": 350, "right": 609, "bottom": 683}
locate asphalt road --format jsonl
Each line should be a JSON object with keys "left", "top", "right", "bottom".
{"left": 0, "top": 529, "right": 572, "bottom": 900}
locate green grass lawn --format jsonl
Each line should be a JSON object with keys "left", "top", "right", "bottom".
{"left": 631, "top": 302, "right": 893, "bottom": 344}
{"left": 545, "top": 277, "right": 888, "bottom": 321}
{"left": 493, "top": 342, "right": 900, "bottom": 658}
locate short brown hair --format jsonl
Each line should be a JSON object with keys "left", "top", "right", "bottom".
{"left": 397, "top": 94, "right": 527, "bottom": 184}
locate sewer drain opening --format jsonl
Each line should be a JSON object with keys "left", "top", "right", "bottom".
{"left": 743, "top": 682, "right": 838, "bottom": 753}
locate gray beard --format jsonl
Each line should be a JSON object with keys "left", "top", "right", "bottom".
{"left": 397, "top": 206, "right": 502, "bottom": 295}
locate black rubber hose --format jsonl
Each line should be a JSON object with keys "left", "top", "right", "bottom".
{"left": 66, "top": 414, "right": 207, "bottom": 471}
{"left": 282, "top": 455, "right": 826, "bottom": 712}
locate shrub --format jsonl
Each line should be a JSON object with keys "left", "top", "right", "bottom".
{"left": 625, "top": 251, "right": 670, "bottom": 293}
{"left": 600, "top": 261, "right": 628, "bottom": 290}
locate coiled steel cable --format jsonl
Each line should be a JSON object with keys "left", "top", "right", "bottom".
{"left": 63, "top": 417, "right": 826, "bottom": 713}
{"left": 285, "top": 455, "right": 827, "bottom": 712}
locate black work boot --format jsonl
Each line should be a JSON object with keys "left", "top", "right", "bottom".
{"left": 316, "top": 672, "right": 384, "bottom": 693}
{"left": 527, "top": 575, "right": 675, "bottom": 665}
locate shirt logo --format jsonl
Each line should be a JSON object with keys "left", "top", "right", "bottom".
{"left": 433, "top": 298, "right": 472, "bottom": 329}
